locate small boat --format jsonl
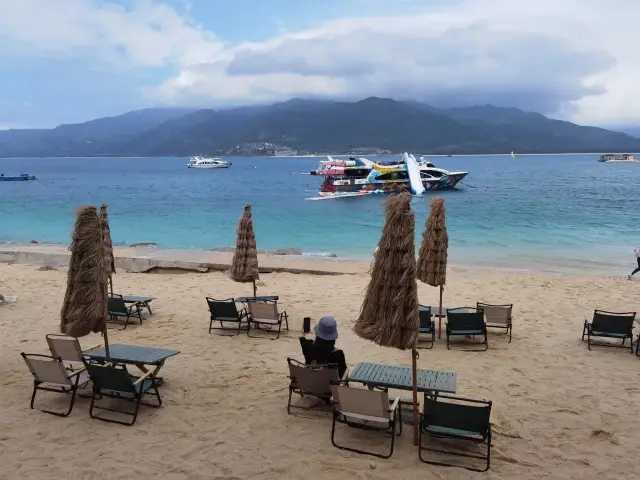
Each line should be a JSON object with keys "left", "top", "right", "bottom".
{"left": 0, "top": 174, "right": 37, "bottom": 181}
{"left": 187, "top": 156, "right": 231, "bottom": 168}
{"left": 598, "top": 153, "right": 637, "bottom": 163}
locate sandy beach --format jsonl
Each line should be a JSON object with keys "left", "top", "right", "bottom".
{"left": 1, "top": 259, "right": 640, "bottom": 480}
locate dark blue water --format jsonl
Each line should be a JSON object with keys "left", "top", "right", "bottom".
{"left": 1, "top": 155, "right": 638, "bottom": 273}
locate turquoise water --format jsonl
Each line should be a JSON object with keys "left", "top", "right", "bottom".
{"left": 0, "top": 155, "right": 638, "bottom": 274}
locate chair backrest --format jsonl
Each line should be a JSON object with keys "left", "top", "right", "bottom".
{"left": 477, "top": 303, "right": 513, "bottom": 325}
{"left": 419, "top": 307, "right": 432, "bottom": 329}
{"left": 108, "top": 295, "right": 127, "bottom": 314}
{"left": 331, "top": 382, "right": 390, "bottom": 420}
{"left": 592, "top": 310, "right": 636, "bottom": 335}
{"left": 248, "top": 301, "right": 279, "bottom": 320}
{"left": 447, "top": 308, "right": 485, "bottom": 330}
{"left": 423, "top": 395, "right": 491, "bottom": 437}
{"left": 22, "top": 353, "right": 71, "bottom": 386}
{"left": 206, "top": 297, "right": 240, "bottom": 318}
{"left": 84, "top": 362, "right": 136, "bottom": 394}
{"left": 46, "top": 334, "right": 83, "bottom": 363}
{"left": 288, "top": 358, "right": 339, "bottom": 395}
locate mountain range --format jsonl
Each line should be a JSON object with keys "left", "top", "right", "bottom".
{"left": 1, "top": 97, "right": 639, "bottom": 157}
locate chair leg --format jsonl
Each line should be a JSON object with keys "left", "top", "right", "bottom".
{"left": 331, "top": 412, "right": 395, "bottom": 459}
{"left": 287, "top": 388, "right": 293, "bottom": 414}
{"left": 508, "top": 325, "right": 512, "bottom": 343}
{"left": 587, "top": 332, "right": 592, "bottom": 350}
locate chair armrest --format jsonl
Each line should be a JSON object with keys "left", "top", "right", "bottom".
{"left": 279, "top": 310, "right": 288, "bottom": 319}
{"left": 67, "top": 366, "right": 87, "bottom": 377}
{"left": 389, "top": 395, "right": 401, "bottom": 412}
{"left": 132, "top": 369, "right": 154, "bottom": 385}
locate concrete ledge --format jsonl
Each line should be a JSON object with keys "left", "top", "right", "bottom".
{"left": 0, "top": 244, "right": 368, "bottom": 275}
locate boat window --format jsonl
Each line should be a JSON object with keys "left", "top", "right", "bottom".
{"left": 423, "top": 169, "right": 444, "bottom": 178}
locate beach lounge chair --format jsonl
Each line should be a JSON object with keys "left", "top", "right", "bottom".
{"left": 83, "top": 361, "right": 162, "bottom": 426}
{"left": 206, "top": 297, "right": 249, "bottom": 335}
{"left": 329, "top": 380, "right": 401, "bottom": 458}
{"left": 247, "top": 301, "right": 289, "bottom": 339}
{"left": 582, "top": 309, "right": 635, "bottom": 352}
{"left": 21, "top": 353, "right": 89, "bottom": 417}
{"left": 477, "top": 303, "right": 513, "bottom": 342}
{"left": 446, "top": 308, "right": 488, "bottom": 351}
{"left": 419, "top": 394, "right": 492, "bottom": 472}
{"left": 108, "top": 294, "right": 143, "bottom": 329}
{"left": 46, "top": 333, "right": 100, "bottom": 371}
{"left": 287, "top": 357, "right": 340, "bottom": 414}
{"left": 417, "top": 306, "right": 436, "bottom": 349}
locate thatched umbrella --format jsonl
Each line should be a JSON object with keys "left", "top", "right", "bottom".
{"left": 354, "top": 192, "right": 421, "bottom": 444}
{"left": 417, "top": 197, "right": 448, "bottom": 338}
{"left": 99, "top": 204, "right": 115, "bottom": 296}
{"left": 60, "top": 205, "right": 110, "bottom": 356}
{"left": 229, "top": 204, "right": 260, "bottom": 298}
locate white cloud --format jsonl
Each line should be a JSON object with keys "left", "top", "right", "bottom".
{"left": 0, "top": 0, "right": 223, "bottom": 67}
{"left": 0, "top": 0, "right": 639, "bottom": 125}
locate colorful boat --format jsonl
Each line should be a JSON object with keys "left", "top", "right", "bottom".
{"left": 598, "top": 154, "right": 637, "bottom": 163}
{"left": 0, "top": 174, "right": 37, "bottom": 181}
{"left": 305, "top": 153, "right": 468, "bottom": 196}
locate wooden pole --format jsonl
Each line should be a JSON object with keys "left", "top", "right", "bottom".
{"left": 103, "top": 325, "right": 110, "bottom": 359}
{"left": 252, "top": 279, "right": 257, "bottom": 300}
{"left": 437, "top": 284, "right": 444, "bottom": 338}
{"left": 108, "top": 276, "right": 113, "bottom": 296}
{"left": 412, "top": 346, "right": 420, "bottom": 445}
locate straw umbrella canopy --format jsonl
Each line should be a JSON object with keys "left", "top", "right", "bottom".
{"left": 60, "top": 205, "right": 110, "bottom": 355}
{"left": 354, "top": 192, "right": 421, "bottom": 444}
{"left": 417, "top": 197, "right": 448, "bottom": 338}
{"left": 229, "top": 204, "right": 260, "bottom": 298}
{"left": 99, "top": 204, "right": 116, "bottom": 295}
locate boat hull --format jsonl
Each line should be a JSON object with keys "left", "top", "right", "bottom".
{"left": 0, "top": 176, "right": 36, "bottom": 181}
{"left": 187, "top": 164, "right": 230, "bottom": 168}
{"left": 323, "top": 172, "right": 467, "bottom": 194}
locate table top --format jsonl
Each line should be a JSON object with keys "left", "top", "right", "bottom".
{"left": 348, "top": 362, "right": 457, "bottom": 394}
{"left": 420, "top": 305, "right": 476, "bottom": 316}
{"left": 85, "top": 344, "right": 180, "bottom": 365}
{"left": 120, "top": 295, "right": 155, "bottom": 303}
{"left": 235, "top": 295, "right": 279, "bottom": 303}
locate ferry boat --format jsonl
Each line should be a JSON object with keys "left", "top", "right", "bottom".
{"left": 187, "top": 156, "right": 231, "bottom": 168}
{"left": 305, "top": 153, "right": 468, "bottom": 196}
{"left": 598, "top": 153, "right": 637, "bottom": 163}
{"left": 0, "top": 174, "right": 37, "bottom": 181}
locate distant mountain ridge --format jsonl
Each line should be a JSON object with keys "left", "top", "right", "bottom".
{"left": 1, "top": 98, "right": 639, "bottom": 157}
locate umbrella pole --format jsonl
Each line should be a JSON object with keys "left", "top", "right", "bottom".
{"left": 109, "top": 276, "right": 113, "bottom": 296}
{"left": 103, "top": 325, "right": 110, "bottom": 359}
{"left": 412, "top": 347, "right": 419, "bottom": 446}
{"left": 252, "top": 279, "right": 257, "bottom": 300}
{"left": 438, "top": 284, "right": 444, "bottom": 339}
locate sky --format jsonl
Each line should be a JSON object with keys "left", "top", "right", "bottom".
{"left": 0, "top": 0, "right": 638, "bottom": 129}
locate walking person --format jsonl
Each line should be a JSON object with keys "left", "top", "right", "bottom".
{"left": 629, "top": 247, "right": 640, "bottom": 279}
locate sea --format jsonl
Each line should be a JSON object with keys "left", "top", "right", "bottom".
{"left": 1, "top": 154, "right": 638, "bottom": 275}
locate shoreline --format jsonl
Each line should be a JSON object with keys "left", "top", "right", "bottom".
{"left": 0, "top": 242, "right": 630, "bottom": 278}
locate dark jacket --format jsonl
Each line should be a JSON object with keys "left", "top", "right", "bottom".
{"left": 299, "top": 337, "right": 347, "bottom": 378}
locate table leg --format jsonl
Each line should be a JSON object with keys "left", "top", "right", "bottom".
{"left": 134, "top": 361, "right": 166, "bottom": 386}
{"left": 144, "top": 302, "right": 153, "bottom": 315}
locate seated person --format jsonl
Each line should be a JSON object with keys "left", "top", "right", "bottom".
{"left": 299, "top": 316, "right": 347, "bottom": 378}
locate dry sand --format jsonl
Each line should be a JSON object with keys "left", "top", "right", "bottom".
{"left": 1, "top": 262, "right": 639, "bottom": 479}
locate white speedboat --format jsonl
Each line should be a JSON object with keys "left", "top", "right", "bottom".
{"left": 187, "top": 156, "right": 231, "bottom": 168}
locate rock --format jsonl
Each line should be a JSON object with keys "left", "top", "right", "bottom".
{"left": 37, "top": 266, "right": 56, "bottom": 271}
{"left": 130, "top": 242, "right": 157, "bottom": 248}
{"left": 369, "top": 462, "right": 376, "bottom": 470}
{"left": 30, "top": 240, "right": 38, "bottom": 244}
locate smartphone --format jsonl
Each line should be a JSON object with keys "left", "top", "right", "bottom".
{"left": 303, "top": 317, "right": 311, "bottom": 334}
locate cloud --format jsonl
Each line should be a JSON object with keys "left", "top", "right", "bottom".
{"left": 0, "top": 0, "right": 639, "bottom": 125}
{"left": 0, "top": 0, "right": 223, "bottom": 68}
{"left": 151, "top": 0, "right": 640, "bottom": 125}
